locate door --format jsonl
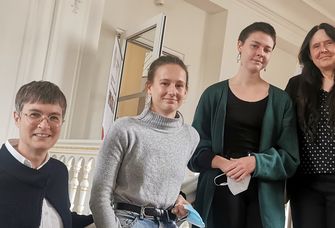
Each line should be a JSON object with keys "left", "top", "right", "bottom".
{"left": 101, "top": 13, "right": 166, "bottom": 137}
{"left": 116, "top": 13, "right": 166, "bottom": 119}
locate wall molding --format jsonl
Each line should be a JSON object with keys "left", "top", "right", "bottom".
{"left": 302, "top": 0, "right": 335, "bottom": 22}
{"left": 236, "top": 0, "right": 306, "bottom": 37}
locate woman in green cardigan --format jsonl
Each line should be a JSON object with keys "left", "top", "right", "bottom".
{"left": 188, "top": 22, "right": 300, "bottom": 228}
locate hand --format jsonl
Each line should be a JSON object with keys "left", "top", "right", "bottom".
{"left": 211, "top": 155, "right": 234, "bottom": 173}
{"left": 226, "top": 156, "right": 256, "bottom": 181}
{"left": 171, "top": 194, "right": 189, "bottom": 218}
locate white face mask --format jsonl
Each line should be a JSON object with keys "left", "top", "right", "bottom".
{"left": 214, "top": 173, "right": 251, "bottom": 195}
{"left": 227, "top": 175, "right": 251, "bottom": 195}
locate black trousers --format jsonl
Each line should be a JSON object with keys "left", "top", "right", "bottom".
{"left": 290, "top": 174, "right": 335, "bottom": 228}
{"left": 210, "top": 179, "right": 262, "bottom": 228}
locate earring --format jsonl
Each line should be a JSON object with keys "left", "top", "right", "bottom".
{"left": 237, "top": 53, "right": 241, "bottom": 63}
{"left": 264, "top": 68, "right": 266, "bottom": 72}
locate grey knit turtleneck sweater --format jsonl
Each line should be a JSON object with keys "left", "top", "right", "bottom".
{"left": 90, "top": 109, "right": 199, "bottom": 228}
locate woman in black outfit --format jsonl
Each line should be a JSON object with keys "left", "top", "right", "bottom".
{"left": 188, "top": 22, "right": 299, "bottom": 228}
{"left": 286, "top": 23, "right": 335, "bottom": 228}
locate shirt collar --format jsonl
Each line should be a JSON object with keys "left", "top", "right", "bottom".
{"left": 5, "top": 139, "right": 50, "bottom": 169}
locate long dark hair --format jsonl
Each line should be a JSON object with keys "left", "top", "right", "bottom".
{"left": 297, "top": 23, "right": 335, "bottom": 139}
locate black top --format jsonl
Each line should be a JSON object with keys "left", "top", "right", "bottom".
{"left": 194, "top": 86, "right": 268, "bottom": 168}
{"left": 285, "top": 75, "right": 335, "bottom": 175}
{"left": 223, "top": 87, "right": 268, "bottom": 158}
{"left": 300, "top": 90, "right": 335, "bottom": 174}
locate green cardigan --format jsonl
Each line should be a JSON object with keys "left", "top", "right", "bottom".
{"left": 188, "top": 80, "right": 299, "bottom": 228}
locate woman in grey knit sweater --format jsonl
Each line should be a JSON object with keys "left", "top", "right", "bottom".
{"left": 90, "top": 56, "right": 200, "bottom": 228}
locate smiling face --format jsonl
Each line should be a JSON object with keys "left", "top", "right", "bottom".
{"left": 309, "top": 29, "right": 335, "bottom": 72}
{"left": 14, "top": 102, "right": 63, "bottom": 156}
{"left": 238, "top": 31, "right": 274, "bottom": 73}
{"left": 147, "top": 63, "right": 187, "bottom": 118}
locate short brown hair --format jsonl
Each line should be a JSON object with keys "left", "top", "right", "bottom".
{"left": 15, "top": 81, "right": 67, "bottom": 117}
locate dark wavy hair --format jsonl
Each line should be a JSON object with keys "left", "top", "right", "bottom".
{"left": 297, "top": 23, "right": 335, "bottom": 138}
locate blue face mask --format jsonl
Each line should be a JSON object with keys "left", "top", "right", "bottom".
{"left": 183, "top": 204, "right": 205, "bottom": 228}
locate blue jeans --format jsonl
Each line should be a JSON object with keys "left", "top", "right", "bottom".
{"left": 115, "top": 209, "right": 178, "bottom": 228}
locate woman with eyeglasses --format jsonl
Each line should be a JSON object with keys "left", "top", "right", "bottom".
{"left": 285, "top": 23, "right": 335, "bottom": 228}
{"left": 188, "top": 22, "right": 299, "bottom": 228}
{"left": 90, "top": 55, "right": 200, "bottom": 228}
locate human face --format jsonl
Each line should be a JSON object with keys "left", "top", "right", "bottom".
{"left": 238, "top": 31, "right": 274, "bottom": 73}
{"left": 309, "top": 29, "right": 335, "bottom": 72}
{"left": 14, "top": 102, "right": 63, "bottom": 156}
{"left": 147, "top": 63, "right": 187, "bottom": 118}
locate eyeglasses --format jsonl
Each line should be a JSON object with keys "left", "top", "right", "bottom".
{"left": 21, "top": 112, "right": 63, "bottom": 128}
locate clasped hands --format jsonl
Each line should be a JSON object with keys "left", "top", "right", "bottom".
{"left": 212, "top": 154, "right": 256, "bottom": 182}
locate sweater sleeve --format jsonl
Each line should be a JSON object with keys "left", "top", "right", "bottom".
{"left": 89, "top": 121, "right": 126, "bottom": 228}
{"left": 252, "top": 93, "right": 300, "bottom": 180}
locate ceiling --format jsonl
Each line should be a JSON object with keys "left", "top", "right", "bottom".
{"left": 302, "top": 0, "right": 335, "bottom": 22}
{"left": 184, "top": 0, "right": 225, "bottom": 13}
{"left": 184, "top": 0, "right": 335, "bottom": 26}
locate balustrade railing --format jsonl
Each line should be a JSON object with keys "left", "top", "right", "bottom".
{"left": 49, "top": 139, "right": 101, "bottom": 215}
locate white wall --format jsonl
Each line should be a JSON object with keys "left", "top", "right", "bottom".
{"left": 0, "top": 0, "right": 57, "bottom": 141}
{"left": 264, "top": 46, "right": 298, "bottom": 89}
{"left": 0, "top": 0, "right": 105, "bottom": 142}
{"left": 80, "top": 0, "right": 335, "bottom": 139}
{"left": 88, "top": 0, "right": 212, "bottom": 138}
{"left": 215, "top": 0, "right": 333, "bottom": 88}
{"left": 198, "top": 10, "right": 227, "bottom": 92}
{"left": 1, "top": 0, "right": 334, "bottom": 142}
{"left": 42, "top": 0, "right": 105, "bottom": 139}
{"left": 215, "top": 0, "right": 299, "bottom": 87}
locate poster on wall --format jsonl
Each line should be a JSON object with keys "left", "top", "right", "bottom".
{"left": 101, "top": 36, "right": 123, "bottom": 139}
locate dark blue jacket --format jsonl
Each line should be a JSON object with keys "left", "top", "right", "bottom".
{"left": 0, "top": 144, "right": 93, "bottom": 228}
